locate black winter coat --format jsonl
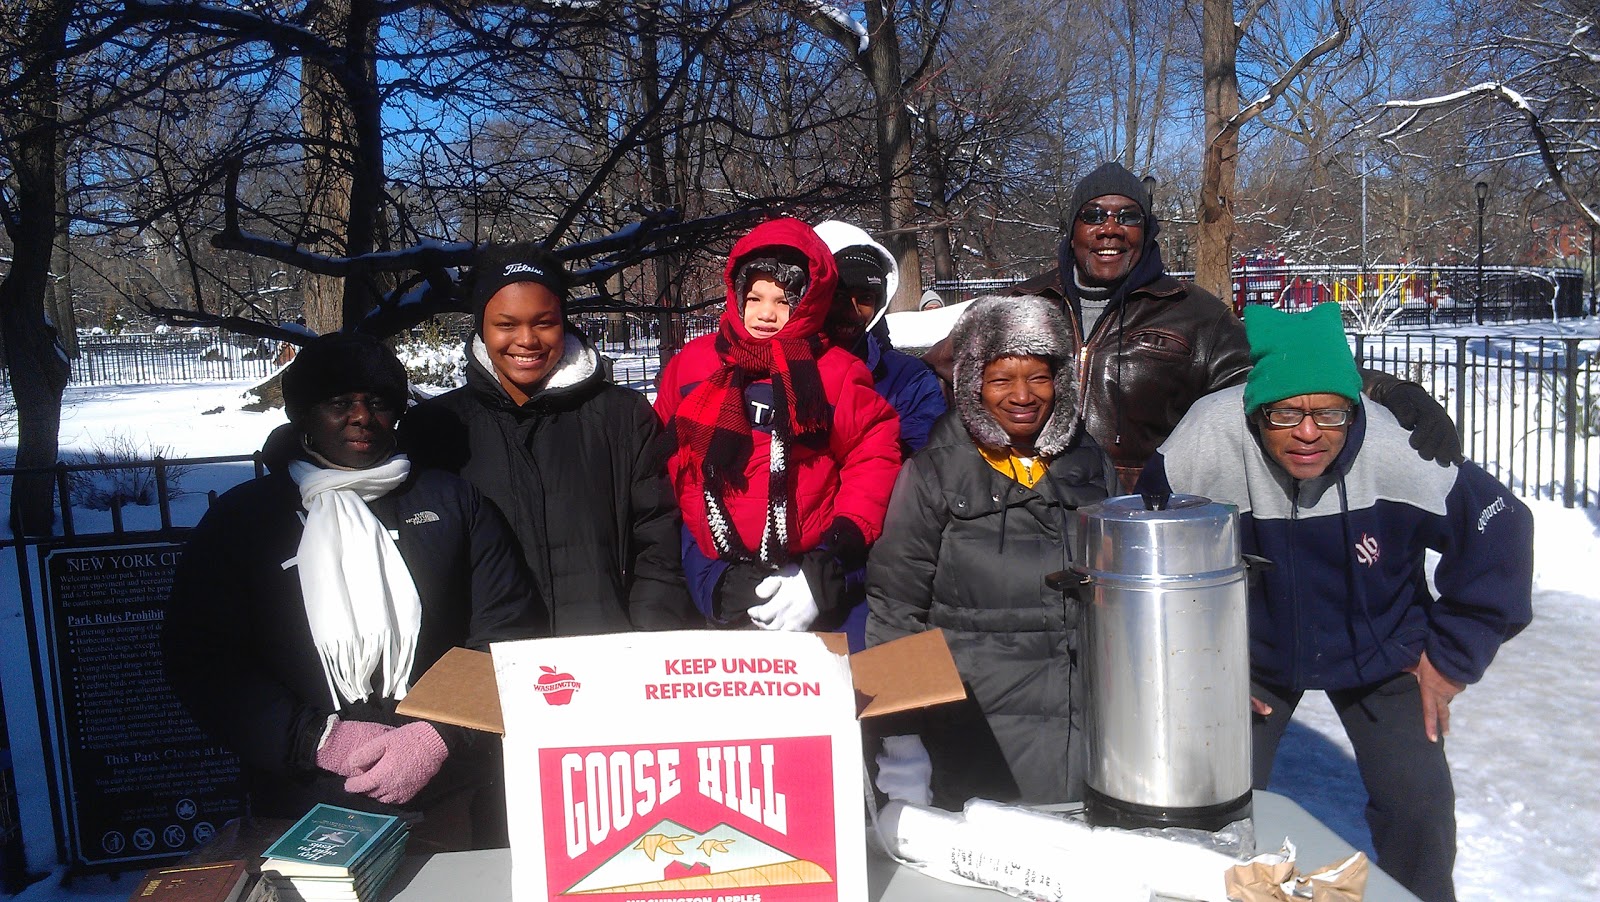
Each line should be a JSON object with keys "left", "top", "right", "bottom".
{"left": 163, "top": 465, "right": 546, "bottom": 821}
{"left": 400, "top": 338, "right": 695, "bottom": 635}
{"left": 865, "top": 413, "right": 1111, "bottom": 808}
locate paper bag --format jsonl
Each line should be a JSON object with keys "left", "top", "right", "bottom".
{"left": 1223, "top": 841, "right": 1368, "bottom": 901}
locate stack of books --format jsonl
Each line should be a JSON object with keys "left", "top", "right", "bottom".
{"left": 256, "top": 804, "right": 409, "bottom": 902}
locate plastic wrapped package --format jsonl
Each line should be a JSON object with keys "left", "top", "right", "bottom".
{"left": 874, "top": 799, "right": 1241, "bottom": 902}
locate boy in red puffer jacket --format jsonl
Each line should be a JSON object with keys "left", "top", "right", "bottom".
{"left": 656, "top": 218, "right": 901, "bottom": 650}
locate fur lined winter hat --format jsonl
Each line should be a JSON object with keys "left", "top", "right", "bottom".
{"left": 950, "top": 295, "right": 1080, "bottom": 455}
{"left": 281, "top": 332, "right": 409, "bottom": 426}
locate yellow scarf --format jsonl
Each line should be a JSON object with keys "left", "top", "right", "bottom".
{"left": 980, "top": 445, "right": 1047, "bottom": 488}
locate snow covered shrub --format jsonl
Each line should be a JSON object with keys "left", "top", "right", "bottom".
{"left": 65, "top": 435, "right": 191, "bottom": 511}
{"left": 240, "top": 338, "right": 276, "bottom": 360}
{"left": 395, "top": 317, "right": 470, "bottom": 391}
{"left": 1534, "top": 370, "right": 1600, "bottom": 438}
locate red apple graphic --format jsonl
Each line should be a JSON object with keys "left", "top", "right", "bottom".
{"left": 536, "top": 665, "right": 579, "bottom": 705}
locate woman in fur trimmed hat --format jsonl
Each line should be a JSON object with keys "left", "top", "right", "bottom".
{"left": 165, "top": 332, "right": 545, "bottom": 849}
{"left": 655, "top": 218, "right": 902, "bottom": 650}
{"left": 865, "top": 295, "right": 1114, "bottom": 810}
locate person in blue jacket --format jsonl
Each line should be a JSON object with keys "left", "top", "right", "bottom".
{"left": 678, "top": 221, "right": 944, "bottom": 651}
{"left": 811, "top": 219, "right": 947, "bottom": 456}
{"left": 1136, "top": 302, "right": 1533, "bottom": 902}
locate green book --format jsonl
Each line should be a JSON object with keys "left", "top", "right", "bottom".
{"left": 261, "top": 804, "right": 406, "bottom": 878}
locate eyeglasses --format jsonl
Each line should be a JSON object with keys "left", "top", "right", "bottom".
{"left": 1077, "top": 207, "right": 1144, "bottom": 227}
{"left": 1260, "top": 407, "right": 1353, "bottom": 428}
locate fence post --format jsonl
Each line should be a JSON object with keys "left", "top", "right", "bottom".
{"left": 55, "top": 462, "right": 74, "bottom": 537}
{"left": 1564, "top": 339, "right": 1579, "bottom": 508}
{"left": 155, "top": 456, "right": 172, "bottom": 530}
{"left": 1454, "top": 337, "right": 1468, "bottom": 458}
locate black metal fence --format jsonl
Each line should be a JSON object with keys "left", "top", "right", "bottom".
{"left": 1354, "top": 334, "right": 1598, "bottom": 508}
{"left": 0, "top": 332, "right": 286, "bottom": 390}
{"left": 933, "top": 263, "right": 1590, "bottom": 327}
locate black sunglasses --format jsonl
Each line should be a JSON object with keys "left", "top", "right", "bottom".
{"left": 1077, "top": 207, "right": 1144, "bottom": 227}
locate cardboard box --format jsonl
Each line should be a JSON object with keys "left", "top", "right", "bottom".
{"left": 398, "top": 629, "right": 963, "bottom": 902}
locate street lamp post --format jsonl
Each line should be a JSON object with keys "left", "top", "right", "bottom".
{"left": 1590, "top": 219, "right": 1597, "bottom": 317}
{"left": 1475, "top": 181, "right": 1488, "bottom": 326}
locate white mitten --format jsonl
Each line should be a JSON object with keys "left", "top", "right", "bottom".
{"left": 749, "top": 563, "right": 820, "bottom": 631}
{"left": 875, "top": 734, "right": 934, "bottom": 806}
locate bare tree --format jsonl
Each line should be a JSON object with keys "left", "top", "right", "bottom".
{"left": 0, "top": 0, "right": 74, "bottom": 535}
{"left": 1378, "top": 1, "right": 1598, "bottom": 229}
{"left": 1196, "top": 0, "right": 1355, "bottom": 299}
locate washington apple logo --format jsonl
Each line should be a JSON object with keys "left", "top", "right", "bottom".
{"left": 535, "top": 665, "right": 581, "bottom": 706}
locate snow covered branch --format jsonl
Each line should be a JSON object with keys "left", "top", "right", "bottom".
{"left": 1382, "top": 83, "right": 1600, "bottom": 229}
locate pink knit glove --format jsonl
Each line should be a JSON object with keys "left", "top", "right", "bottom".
{"left": 316, "top": 719, "right": 395, "bottom": 778}
{"left": 343, "top": 722, "right": 449, "bottom": 805}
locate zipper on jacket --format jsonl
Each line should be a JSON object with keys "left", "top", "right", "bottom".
{"left": 1288, "top": 489, "right": 1303, "bottom": 692}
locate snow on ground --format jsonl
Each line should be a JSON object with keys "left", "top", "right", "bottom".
{"left": 3, "top": 321, "right": 1599, "bottom": 900}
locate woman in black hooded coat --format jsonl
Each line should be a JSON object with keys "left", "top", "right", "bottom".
{"left": 866, "top": 295, "right": 1114, "bottom": 810}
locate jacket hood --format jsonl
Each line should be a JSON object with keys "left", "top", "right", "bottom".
{"left": 811, "top": 219, "right": 898, "bottom": 332}
{"left": 464, "top": 330, "right": 607, "bottom": 411}
{"left": 721, "top": 218, "right": 837, "bottom": 341}
{"left": 950, "top": 295, "right": 1081, "bottom": 456}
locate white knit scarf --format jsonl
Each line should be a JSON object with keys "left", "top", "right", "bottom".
{"left": 288, "top": 455, "right": 421, "bottom": 707}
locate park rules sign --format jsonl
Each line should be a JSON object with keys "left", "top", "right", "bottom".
{"left": 494, "top": 630, "right": 866, "bottom": 902}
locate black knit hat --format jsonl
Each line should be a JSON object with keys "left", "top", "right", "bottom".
{"left": 281, "top": 332, "right": 409, "bottom": 426}
{"left": 1069, "top": 162, "right": 1151, "bottom": 221}
{"left": 833, "top": 246, "right": 887, "bottom": 304}
{"left": 470, "top": 243, "right": 569, "bottom": 322}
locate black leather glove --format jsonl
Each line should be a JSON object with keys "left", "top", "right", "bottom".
{"left": 797, "top": 518, "right": 868, "bottom": 616}
{"left": 1379, "top": 382, "right": 1463, "bottom": 466}
{"left": 714, "top": 562, "right": 774, "bottom": 621}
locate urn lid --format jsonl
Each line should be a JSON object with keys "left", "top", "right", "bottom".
{"left": 1075, "top": 493, "right": 1241, "bottom": 579}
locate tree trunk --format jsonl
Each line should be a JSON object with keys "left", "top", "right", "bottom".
{"left": 921, "top": 107, "right": 956, "bottom": 283}
{"left": 861, "top": 0, "right": 923, "bottom": 312}
{"left": 300, "top": 0, "right": 383, "bottom": 333}
{"left": 1196, "top": 0, "right": 1240, "bottom": 301}
{"left": 637, "top": 7, "right": 683, "bottom": 361}
{"left": 50, "top": 130, "right": 78, "bottom": 357}
{"left": 1, "top": 0, "right": 74, "bottom": 536}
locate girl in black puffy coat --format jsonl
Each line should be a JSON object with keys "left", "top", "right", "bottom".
{"left": 399, "top": 244, "right": 696, "bottom": 636}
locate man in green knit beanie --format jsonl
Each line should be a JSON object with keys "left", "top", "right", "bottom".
{"left": 1138, "top": 302, "right": 1533, "bottom": 902}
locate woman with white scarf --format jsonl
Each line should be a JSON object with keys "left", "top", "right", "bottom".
{"left": 164, "top": 333, "right": 545, "bottom": 850}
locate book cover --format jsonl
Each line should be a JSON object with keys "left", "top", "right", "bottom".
{"left": 128, "top": 860, "right": 250, "bottom": 902}
{"left": 263, "top": 824, "right": 407, "bottom": 882}
{"left": 261, "top": 805, "right": 403, "bottom": 876}
{"left": 274, "top": 835, "right": 408, "bottom": 900}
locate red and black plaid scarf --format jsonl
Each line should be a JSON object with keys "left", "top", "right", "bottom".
{"left": 672, "top": 315, "right": 829, "bottom": 561}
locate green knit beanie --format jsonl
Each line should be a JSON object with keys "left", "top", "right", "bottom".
{"left": 1243, "top": 303, "right": 1362, "bottom": 414}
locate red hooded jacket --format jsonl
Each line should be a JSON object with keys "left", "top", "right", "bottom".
{"left": 655, "top": 218, "right": 901, "bottom": 559}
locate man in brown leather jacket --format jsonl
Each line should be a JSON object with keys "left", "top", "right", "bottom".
{"left": 925, "top": 162, "right": 1458, "bottom": 490}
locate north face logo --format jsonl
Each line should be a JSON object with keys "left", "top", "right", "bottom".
{"left": 1354, "top": 533, "right": 1380, "bottom": 567}
{"left": 405, "top": 510, "right": 441, "bottom": 525}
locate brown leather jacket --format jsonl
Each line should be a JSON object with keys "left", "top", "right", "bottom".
{"left": 1009, "top": 267, "right": 1250, "bottom": 490}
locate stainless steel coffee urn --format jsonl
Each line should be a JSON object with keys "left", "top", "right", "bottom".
{"left": 1072, "top": 492, "right": 1252, "bottom": 831}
